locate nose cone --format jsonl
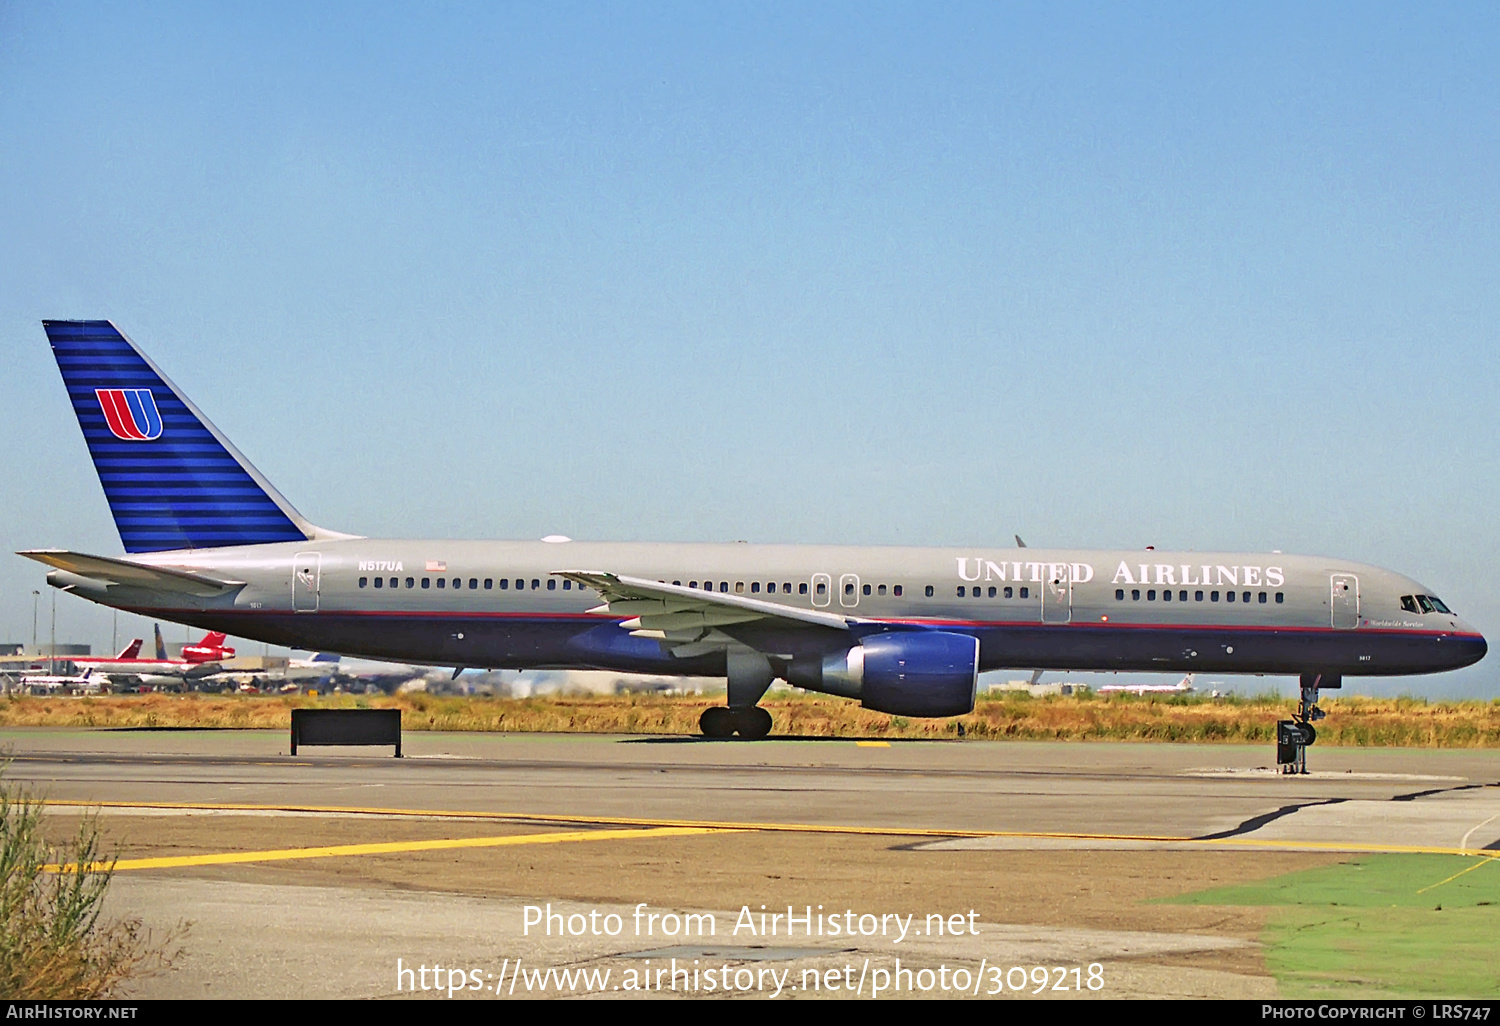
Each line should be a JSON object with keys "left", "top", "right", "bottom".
{"left": 1450, "top": 620, "right": 1487, "bottom": 669}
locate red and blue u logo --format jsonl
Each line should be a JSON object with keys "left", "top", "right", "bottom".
{"left": 96, "top": 388, "right": 163, "bottom": 440}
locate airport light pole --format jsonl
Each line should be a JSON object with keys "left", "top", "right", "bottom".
{"left": 50, "top": 591, "right": 56, "bottom": 676}
{"left": 32, "top": 590, "right": 39, "bottom": 656}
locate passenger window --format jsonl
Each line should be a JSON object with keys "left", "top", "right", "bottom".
{"left": 924, "top": 585, "right": 933, "bottom": 597}
{"left": 719, "top": 582, "right": 727, "bottom": 593}
{"left": 562, "top": 580, "right": 571, "bottom": 590}
{"left": 1179, "top": 590, "right": 1187, "bottom": 602}
{"left": 893, "top": 585, "right": 902, "bottom": 597}
{"left": 751, "top": 582, "right": 760, "bottom": 594}
{"left": 987, "top": 586, "right": 996, "bottom": 598}
{"left": 452, "top": 579, "right": 462, "bottom": 590}
{"left": 846, "top": 583, "right": 856, "bottom": 596}
{"left": 1195, "top": 590, "right": 1203, "bottom": 602}
{"left": 499, "top": 579, "right": 508, "bottom": 590}
{"left": 1131, "top": 589, "right": 1140, "bottom": 601}
{"left": 437, "top": 579, "right": 445, "bottom": 589}
{"left": 1242, "top": 591, "right": 1250, "bottom": 604}
{"left": 1147, "top": 589, "right": 1156, "bottom": 601}
{"left": 1226, "top": 591, "right": 1234, "bottom": 602}
{"left": 515, "top": 579, "right": 524, "bottom": 590}
{"left": 1275, "top": 592, "right": 1283, "bottom": 603}
{"left": 1116, "top": 589, "right": 1124, "bottom": 600}
{"left": 736, "top": 582, "right": 745, "bottom": 594}
{"left": 1162, "top": 590, "right": 1172, "bottom": 602}
{"left": 1258, "top": 591, "right": 1266, "bottom": 603}
{"left": 689, "top": 581, "right": 698, "bottom": 589}
{"left": 406, "top": 577, "right": 414, "bottom": 588}
{"left": 422, "top": 578, "right": 430, "bottom": 589}
{"left": 374, "top": 578, "right": 383, "bottom": 589}
{"left": 863, "top": 584, "right": 871, "bottom": 596}
{"left": 358, "top": 577, "right": 368, "bottom": 588}
{"left": 1004, "top": 587, "right": 1013, "bottom": 598}
{"left": 1210, "top": 591, "right": 1219, "bottom": 602}
{"left": 957, "top": 586, "right": 966, "bottom": 597}
{"left": 877, "top": 584, "right": 886, "bottom": 596}
{"left": 815, "top": 582, "right": 825, "bottom": 595}
{"left": 470, "top": 578, "right": 479, "bottom": 590}
{"left": 673, "top": 581, "right": 681, "bottom": 587}
{"left": 547, "top": 579, "right": 556, "bottom": 590}
{"left": 531, "top": 579, "right": 540, "bottom": 589}
{"left": 803, "top": 583, "right": 811, "bottom": 595}
{"left": 1019, "top": 587, "right": 1029, "bottom": 599}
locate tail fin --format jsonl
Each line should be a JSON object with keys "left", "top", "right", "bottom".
{"left": 199, "top": 632, "right": 228, "bottom": 648}
{"left": 43, "top": 320, "right": 348, "bottom": 553}
{"left": 154, "top": 624, "right": 167, "bottom": 662}
{"left": 117, "top": 639, "right": 142, "bottom": 659}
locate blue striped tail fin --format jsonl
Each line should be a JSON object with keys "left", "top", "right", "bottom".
{"left": 44, "top": 320, "right": 321, "bottom": 553}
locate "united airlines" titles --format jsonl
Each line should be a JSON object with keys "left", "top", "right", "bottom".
{"left": 954, "top": 559, "right": 1285, "bottom": 588}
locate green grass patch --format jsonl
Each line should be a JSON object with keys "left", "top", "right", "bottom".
{"left": 1164, "top": 854, "right": 1500, "bottom": 997}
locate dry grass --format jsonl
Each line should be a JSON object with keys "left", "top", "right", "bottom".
{"left": 1, "top": 691, "right": 1498, "bottom": 747}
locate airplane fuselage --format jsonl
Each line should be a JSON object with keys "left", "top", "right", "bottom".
{"left": 46, "top": 539, "right": 1487, "bottom": 680}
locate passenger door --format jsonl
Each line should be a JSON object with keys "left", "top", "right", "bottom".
{"left": 293, "top": 552, "right": 322, "bottom": 613}
{"left": 1041, "top": 566, "right": 1071, "bottom": 624}
{"left": 1330, "top": 574, "right": 1358, "bottom": 629}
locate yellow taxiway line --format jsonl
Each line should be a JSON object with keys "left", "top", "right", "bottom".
{"left": 41, "top": 799, "right": 1500, "bottom": 860}
{"left": 46, "top": 825, "right": 738, "bottom": 873}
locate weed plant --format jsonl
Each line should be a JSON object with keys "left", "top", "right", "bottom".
{"left": 0, "top": 780, "right": 179, "bottom": 998}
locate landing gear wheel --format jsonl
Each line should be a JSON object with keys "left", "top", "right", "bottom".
{"left": 700, "top": 706, "right": 736, "bottom": 739}
{"left": 734, "top": 707, "right": 773, "bottom": 740}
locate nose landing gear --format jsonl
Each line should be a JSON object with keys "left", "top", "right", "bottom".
{"left": 1278, "top": 672, "right": 1338, "bottom": 774}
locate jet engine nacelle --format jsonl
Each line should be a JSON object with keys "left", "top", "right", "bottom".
{"left": 790, "top": 631, "right": 979, "bottom": 718}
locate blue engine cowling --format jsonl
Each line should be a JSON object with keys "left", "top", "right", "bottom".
{"left": 798, "top": 631, "right": 979, "bottom": 717}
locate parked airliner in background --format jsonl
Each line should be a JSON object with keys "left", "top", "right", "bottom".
{"left": 20, "top": 321, "right": 1486, "bottom": 738}
{"left": 71, "top": 624, "right": 235, "bottom": 689}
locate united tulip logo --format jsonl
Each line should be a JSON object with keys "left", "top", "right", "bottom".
{"left": 96, "top": 388, "right": 163, "bottom": 440}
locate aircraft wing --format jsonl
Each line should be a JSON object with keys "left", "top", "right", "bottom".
{"left": 17, "top": 550, "right": 246, "bottom": 597}
{"left": 553, "top": 571, "right": 861, "bottom": 634}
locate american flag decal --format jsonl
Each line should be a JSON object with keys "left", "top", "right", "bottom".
{"left": 425, "top": 560, "right": 447, "bottom": 572}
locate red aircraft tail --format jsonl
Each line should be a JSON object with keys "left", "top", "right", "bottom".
{"left": 115, "top": 638, "right": 143, "bottom": 659}
{"left": 182, "top": 631, "right": 234, "bottom": 663}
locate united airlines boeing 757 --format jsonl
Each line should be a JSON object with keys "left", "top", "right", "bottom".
{"left": 21, "top": 321, "right": 1486, "bottom": 740}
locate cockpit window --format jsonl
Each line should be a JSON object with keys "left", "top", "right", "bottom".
{"left": 1400, "top": 595, "right": 1419, "bottom": 614}
{"left": 1415, "top": 595, "right": 1435, "bottom": 614}
{"left": 1427, "top": 595, "right": 1452, "bottom": 614}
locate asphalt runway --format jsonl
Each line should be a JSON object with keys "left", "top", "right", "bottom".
{"left": 7, "top": 728, "right": 1500, "bottom": 999}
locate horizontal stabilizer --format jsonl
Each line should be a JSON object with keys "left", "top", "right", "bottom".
{"left": 18, "top": 549, "right": 246, "bottom": 597}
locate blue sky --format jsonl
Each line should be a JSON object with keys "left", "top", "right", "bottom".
{"left": 2, "top": 3, "right": 1497, "bottom": 695}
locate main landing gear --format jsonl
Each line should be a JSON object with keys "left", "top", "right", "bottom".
{"left": 700, "top": 650, "right": 776, "bottom": 740}
{"left": 699, "top": 705, "right": 773, "bottom": 740}
{"left": 1277, "top": 672, "right": 1337, "bottom": 775}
